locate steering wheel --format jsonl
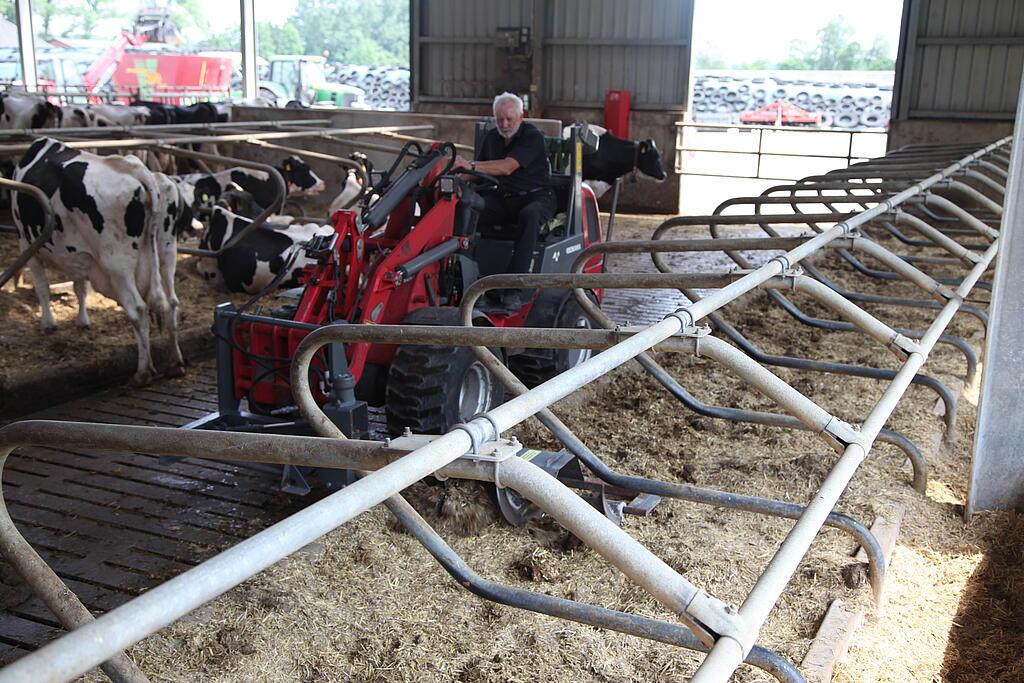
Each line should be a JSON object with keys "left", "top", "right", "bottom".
{"left": 458, "top": 168, "right": 502, "bottom": 193}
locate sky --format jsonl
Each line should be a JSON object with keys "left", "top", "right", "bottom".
{"left": 251, "top": 0, "right": 300, "bottom": 28}
{"left": 38, "top": 0, "right": 300, "bottom": 42}
{"left": 55, "top": 0, "right": 906, "bottom": 65}
{"left": 693, "top": 0, "right": 905, "bottom": 65}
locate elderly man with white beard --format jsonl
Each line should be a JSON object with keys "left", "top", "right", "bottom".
{"left": 453, "top": 91, "right": 554, "bottom": 310}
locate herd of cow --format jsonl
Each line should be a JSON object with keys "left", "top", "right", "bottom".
{"left": 3, "top": 92, "right": 667, "bottom": 387}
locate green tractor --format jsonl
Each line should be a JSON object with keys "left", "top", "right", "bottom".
{"left": 263, "top": 55, "right": 367, "bottom": 108}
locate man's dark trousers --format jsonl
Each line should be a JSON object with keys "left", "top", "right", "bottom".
{"left": 478, "top": 188, "right": 556, "bottom": 273}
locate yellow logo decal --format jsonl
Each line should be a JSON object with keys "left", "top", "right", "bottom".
{"left": 126, "top": 58, "right": 164, "bottom": 87}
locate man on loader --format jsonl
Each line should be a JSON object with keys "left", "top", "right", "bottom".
{"left": 453, "top": 91, "right": 554, "bottom": 309}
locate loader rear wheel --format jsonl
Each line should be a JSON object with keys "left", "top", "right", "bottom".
{"left": 509, "top": 292, "right": 596, "bottom": 388}
{"left": 385, "top": 308, "right": 504, "bottom": 436}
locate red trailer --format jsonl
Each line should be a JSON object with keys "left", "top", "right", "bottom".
{"left": 111, "top": 52, "right": 233, "bottom": 103}
{"left": 81, "top": 9, "right": 233, "bottom": 103}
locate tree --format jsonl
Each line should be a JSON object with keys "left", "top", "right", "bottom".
{"left": 0, "top": 1, "right": 13, "bottom": 23}
{"left": 64, "top": 0, "right": 129, "bottom": 38}
{"left": 291, "top": 0, "right": 409, "bottom": 66}
{"left": 739, "top": 58, "right": 772, "bottom": 71}
{"left": 812, "top": 18, "right": 856, "bottom": 70}
{"left": 777, "top": 17, "right": 896, "bottom": 71}
{"left": 164, "top": 0, "right": 210, "bottom": 44}
{"left": 203, "top": 25, "right": 240, "bottom": 52}
{"left": 695, "top": 52, "right": 727, "bottom": 69}
{"left": 32, "top": 0, "right": 60, "bottom": 39}
{"left": 204, "top": 20, "right": 303, "bottom": 59}
{"left": 256, "top": 21, "right": 303, "bottom": 59}
{"left": 864, "top": 36, "right": 896, "bottom": 70}
{"left": 777, "top": 39, "right": 812, "bottom": 70}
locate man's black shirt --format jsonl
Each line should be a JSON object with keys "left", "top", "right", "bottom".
{"left": 477, "top": 122, "right": 551, "bottom": 196}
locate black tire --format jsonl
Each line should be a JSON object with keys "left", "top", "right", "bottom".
{"left": 385, "top": 307, "right": 504, "bottom": 436}
{"left": 257, "top": 88, "right": 278, "bottom": 105}
{"left": 509, "top": 293, "right": 596, "bottom": 388}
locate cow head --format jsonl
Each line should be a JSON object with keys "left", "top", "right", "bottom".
{"left": 349, "top": 151, "right": 373, "bottom": 177}
{"left": 216, "top": 189, "right": 262, "bottom": 220}
{"left": 171, "top": 179, "right": 202, "bottom": 237}
{"left": 32, "top": 101, "right": 62, "bottom": 129}
{"left": 200, "top": 206, "right": 228, "bottom": 252}
{"left": 636, "top": 139, "right": 667, "bottom": 181}
{"left": 279, "top": 155, "right": 325, "bottom": 196}
{"left": 192, "top": 175, "right": 223, "bottom": 213}
{"left": 61, "top": 107, "right": 96, "bottom": 128}
{"left": 196, "top": 206, "right": 247, "bottom": 283}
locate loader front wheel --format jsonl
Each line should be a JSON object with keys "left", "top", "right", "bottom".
{"left": 385, "top": 307, "right": 504, "bottom": 436}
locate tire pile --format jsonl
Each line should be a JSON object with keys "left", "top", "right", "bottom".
{"left": 692, "top": 72, "right": 892, "bottom": 130}
{"left": 326, "top": 64, "right": 410, "bottom": 110}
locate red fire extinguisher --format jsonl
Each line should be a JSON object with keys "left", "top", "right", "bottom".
{"left": 604, "top": 90, "right": 630, "bottom": 138}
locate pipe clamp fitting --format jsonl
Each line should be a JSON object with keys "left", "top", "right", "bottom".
{"left": 935, "top": 284, "right": 960, "bottom": 302}
{"left": 459, "top": 438, "right": 521, "bottom": 489}
{"left": 677, "top": 324, "right": 711, "bottom": 356}
{"left": 822, "top": 416, "right": 866, "bottom": 449}
{"left": 889, "top": 333, "right": 923, "bottom": 359}
{"left": 452, "top": 415, "right": 499, "bottom": 455}
{"left": 781, "top": 266, "right": 804, "bottom": 290}
{"left": 684, "top": 590, "right": 753, "bottom": 652}
{"left": 769, "top": 255, "right": 790, "bottom": 272}
{"left": 669, "top": 308, "right": 695, "bottom": 329}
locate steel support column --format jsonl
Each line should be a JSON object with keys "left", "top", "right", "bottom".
{"left": 240, "top": 0, "right": 257, "bottom": 100}
{"left": 14, "top": 0, "right": 36, "bottom": 92}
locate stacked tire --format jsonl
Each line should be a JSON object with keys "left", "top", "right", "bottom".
{"left": 691, "top": 71, "right": 892, "bottom": 130}
{"left": 326, "top": 64, "right": 410, "bottom": 110}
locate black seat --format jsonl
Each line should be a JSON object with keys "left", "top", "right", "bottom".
{"left": 471, "top": 119, "right": 572, "bottom": 254}
{"left": 550, "top": 173, "right": 571, "bottom": 208}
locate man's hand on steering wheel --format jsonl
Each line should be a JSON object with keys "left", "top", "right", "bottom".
{"left": 450, "top": 156, "right": 500, "bottom": 192}
{"left": 459, "top": 168, "right": 501, "bottom": 192}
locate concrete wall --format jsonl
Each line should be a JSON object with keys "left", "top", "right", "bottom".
{"left": 227, "top": 106, "right": 562, "bottom": 215}
{"left": 417, "top": 101, "right": 681, "bottom": 214}
{"left": 888, "top": 119, "right": 1013, "bottom": 150}
{"left": 968, "top": 84, "right": 1024, "bottom": 515}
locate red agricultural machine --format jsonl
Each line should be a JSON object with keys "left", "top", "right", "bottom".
{"left": 190, "top": 125, "right": 616, "bottom": 502}
{"left": 739, "top": 100, "right": 822, "bottom": 127}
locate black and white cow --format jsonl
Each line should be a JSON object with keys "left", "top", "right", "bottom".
{"left": 0, "top": 93, "right": 62, "bottom": 130}
{"left": 328, "top": 152, "right": 373, "bottom": 215}
{"left": 213, "top": 189, "right": 301, "bottom": 227}
{"left": 12, "top": 138, "right": 186, "bottom": 386}
{"left": 564, "top": 124, "right": 668, "bottom": 198}
{"left": 132, "top": 100, "right": 219, "bottom": 126}
{"left": 59, "top": 103, "right": 148, "bottom": 129}
{"left": 87, "top": 104, "right": 152, "bottom": 127}
{"left": 59, "top": 105, "right": 99, "bottom": 128}
{"left": 180, "top": 155, "right": 326, "bottom": 213}
{"left": 55, "top": 104, "right": 164, "bottom": 170}
{"left": 198, "top": 205, "right": 332, "bottom": 294}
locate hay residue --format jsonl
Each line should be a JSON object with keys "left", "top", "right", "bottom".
{"left": 0, "top": 233, "right": 250, "bottom": 388}
{"left": 63, "top": 214, "right": 1006, "bottom": 681}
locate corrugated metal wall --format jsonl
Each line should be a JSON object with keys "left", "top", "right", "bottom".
{"left": 411, "top": 0, "right": 693, "bottom": 110}
{"left": 541, "top": 0, "right": 692, "bottom": 108}
{"left": 412, "top": 0, "right": 533, "bottom": 102}
{"left": 895, "top": 0, "right": 1024, "bottom": 119}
